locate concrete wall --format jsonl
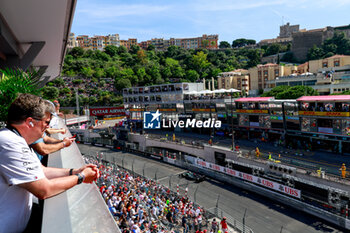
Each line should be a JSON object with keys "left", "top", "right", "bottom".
{"left": 292, "top": 29, "right": 329, "bottom": 62}
{"left": 128, "top": 133, "right": 239, "bottom": 163}
{"left": 42, "top": 120, "right": 120, "bottom": 233}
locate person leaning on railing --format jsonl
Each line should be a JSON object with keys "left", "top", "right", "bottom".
{"left": 30, "top": 100, "right": 75, "bottom": 162}
{"left": 0, "top": 93, "right": 99, "bottom": 233}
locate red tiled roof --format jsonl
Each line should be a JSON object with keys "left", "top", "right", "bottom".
{"left": 233, "top": 69, "right": 248, "bottom": 72}
{"left": 325, "top": 54, "right": 350, "bottom": 59}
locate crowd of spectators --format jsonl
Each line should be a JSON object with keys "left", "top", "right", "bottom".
{"left": 61, "top": 76, "right": 115, "bottom": 98}
{"left": 83, "top": 156, "right": 223, "bottom": 233}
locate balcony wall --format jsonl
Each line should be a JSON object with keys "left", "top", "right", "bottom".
{"left": 41, "top": 119, "right": 120, "bottom": 233}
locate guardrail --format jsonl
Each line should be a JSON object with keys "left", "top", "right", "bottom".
{"left": 65, "top": 115, "right": 90, "bottom": 125}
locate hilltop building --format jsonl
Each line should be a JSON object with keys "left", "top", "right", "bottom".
{"left": 68, "top": 34, "right": 218, "bottom": 51}
{"left": 258, "top": 22, "right": 300, "bottom": 46}
{"left": 217, "top": 55, "right": 350, "bottom": 96}
{"left": 291, "top": 25, "right": 350, "bottom": 61}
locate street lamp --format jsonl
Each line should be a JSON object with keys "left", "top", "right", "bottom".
{"left": 209, "top": 94, "right": 214, "bottom": 145}
{"left": 231, "top": 90, "right": 235, "bottom": 151}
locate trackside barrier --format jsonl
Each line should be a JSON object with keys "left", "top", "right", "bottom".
{"left": 77, "top": 133, "right": 350, "bottom": 231}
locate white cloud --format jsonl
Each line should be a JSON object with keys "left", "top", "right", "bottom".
{"left": 192, "top": 0, "right": 286, "bottom": 11}
{"left": 77, "top": 3, "right": 171, "bottom": 19}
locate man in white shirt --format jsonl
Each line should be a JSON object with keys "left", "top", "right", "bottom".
{"left": 0, "top": 94, "right": 99, "bottom": 232}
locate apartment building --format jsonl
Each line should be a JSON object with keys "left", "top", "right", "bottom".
{"left": 217, "top": 69, "right": 250, "bottom": 93}
{"left": 249, "top": 63, "right": 297, "bottom": 91}
{"left": 90, "top": 36, "right": 106, "bottom": 50}
{"left": 138, "top": 34, "right": 219, "bottom": 51}
{"left": 151, "top": 38, "right": 165, "bottom": 50}
{"left": 139, "top": 40, "right": 151, "bottom": 50}
{"left": 119, "top": 40, "right": 128, "bottom": 48}
{"left": 118, "top": 38, "right": 138, "bottom": 49}
{"left": 76, "top": 35, "right": 90, "bottom": 49}
{"left": 71, "top": 33, "right": 218, "bottom": 51}
{"left": 128, "top": 38, "right": 138, "bottom": 48}
{"left": 201, "top": 34, "right": 219, "bottom": 49}
{"left": 67, "top": 33, "right": 77, "bottom": 49}
{"left": 309, "top": 55, "right": 350, "bottom": 73}
{"left": 263, "top": 55, "right": 350, "bottom": 95}
{"left": 105, "top": 34, "right": 120, "bottom": 47}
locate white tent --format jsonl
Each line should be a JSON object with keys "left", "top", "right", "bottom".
{"left": 198, "top": 90, "right": 212, "bottom": 94}
{"left": 184, "top": 91, "right": 199, "bottom": 95}
{"left": 212, "top": 89, "right": 227, "bottom": 94}
{"left": 226, "top": 88, "right": 241, "bottom": 93}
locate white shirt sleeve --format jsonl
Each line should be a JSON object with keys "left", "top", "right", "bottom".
{"left": 0, "top": 139, "right": 45, "bottom": 186}
{"left": 49, "top": 116, "right": 60, "bottom": 129}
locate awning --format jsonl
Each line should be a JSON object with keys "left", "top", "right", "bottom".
{"left": 297, "top": 95, "right": 350, "bottom": 102}
{"left": 0, "top": 0, "right": 77, "bottom": 85}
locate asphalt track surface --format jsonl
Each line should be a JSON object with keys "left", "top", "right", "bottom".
{"left": 77, "top": 144, "right": 345, "bottom": 233}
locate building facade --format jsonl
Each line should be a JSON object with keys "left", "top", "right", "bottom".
{"left": 217, "top": 69, "right": 250, "bottom": 93}
{"left": 76, "top": 35, "right": 90, "bottom": 49}
{"left": 122, "top": 83, "right": 350, "bottom": 154}
{"left": 249, "top": 63, "right": 297, "bottom": 91}
{"left": 67, "top": 33, "right": 77, "bottom": 49}
{"left": 105, "top": 34, "right": 120, "bottom": 47}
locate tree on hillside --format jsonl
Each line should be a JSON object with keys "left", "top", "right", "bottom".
{"left": 115, "top": 78, "right": 131, "bottom": 91}
{"left": 69, "top": 47, "right": 84, "bottom": 58}
{"left": 307, "top": 45, "right": 325, "bottom": 60}
{"left": 130, "top": 45, "right": 141, "bottom": 54}
{"left": 191, "top": 51, "right": 211, "bottom": 78}
{"left": 246, "top": 49, "right": 261, "bottom": 67}
{"left": 80, "top": 67, "right": 94, "bottom": 78}
{"left": 261, "top": 85, "right": 290, "bottom": 97}
{"left": 104, "top": 45, "right": 119, "bottom": 57}
{"left": 323, "top": 31, "right": 350, "bottom": 55}
{"left": 276, "top": 86, "right": 318, "bottom": 99}
{"left": 219, "top": 41, "right": 231, "bottom": 48}
{"left": 281, "top": 52, "right": 295, "bottom": 63}
{"left": 117, "top": 46, "right": 128, "bottom": 55}
{"left": 147, "top": 44, "right": 155, "bottom": 51}
{"left": 136, "top": 49, "right": 148, "bottom": 64}
{"left": 307, "top": 32, "right": 350, "bottom": 61}
{"left": 42, "top": 86, "right": 59, "bottom": 100}
{"left": 115, "top": 68, "right": 138, "bottom": 85}
{"left": 94, "top": 68, "right": 105, "bottom": 79}
{"left": 186, "top": 69, "right": 200, "bottom": 82}
{"left": 232, "top": 38, "right": 256, "bottom": 48}
{"left": 91, "top": 50, "right": 110, "bottom": 62}
{"left": 264, "top": 43, "right": 281, "bottom": 57}
{"left": 262, "top": 85, "right": 318, "bottom": 99}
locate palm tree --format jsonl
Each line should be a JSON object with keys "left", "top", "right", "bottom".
{"left": 0, "top": 68, "right": 42, "bottom": 122}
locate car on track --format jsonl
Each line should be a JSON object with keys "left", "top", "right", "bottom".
{"left": 179, "top": 171, "right": 205, "bottom": 182}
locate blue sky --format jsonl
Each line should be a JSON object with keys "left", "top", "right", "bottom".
{"left": 72, "top": 0, "right": 350, "bottom": 43}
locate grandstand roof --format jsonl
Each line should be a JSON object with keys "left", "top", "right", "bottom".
{"left": 297, "top": 95, "right": 350, "bottom": 102}
{"left": 235, "top": 97, "right": 274, "bottom": 102}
